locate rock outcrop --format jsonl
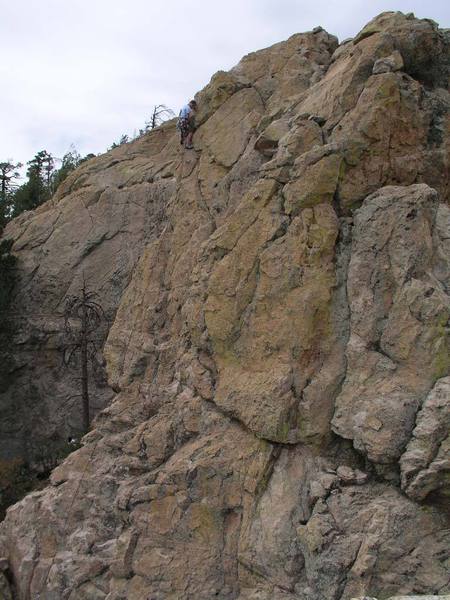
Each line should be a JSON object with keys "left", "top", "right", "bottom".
{"left": 352, "top": 596, "right": 450, "bottom": 600}
{"left": 0, "top": 11, "right": 449, "bottom": 600}
{"left": 0, "top": 131, "right": 174, "bottom": 461}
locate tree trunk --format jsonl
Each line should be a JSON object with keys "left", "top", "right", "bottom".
{"left": 81, "top": 293, "right": 90, "bottom": 432}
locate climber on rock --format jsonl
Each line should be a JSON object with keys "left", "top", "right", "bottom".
{"left": 177, "top": 100, "right": 197, "bottom": 149}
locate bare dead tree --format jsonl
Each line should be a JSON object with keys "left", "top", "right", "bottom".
{"left": 134, "top": 105, "right": 175, "bottom": 139}
{"left": 149, "top": 104, "right": 175, "bottom": 130}
{"left": 63, "top": 278, "right": 106, "bottom": 432}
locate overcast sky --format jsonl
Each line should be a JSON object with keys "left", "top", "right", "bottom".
{"left": 1, "top": 0, "right": 448, "bottom": 175}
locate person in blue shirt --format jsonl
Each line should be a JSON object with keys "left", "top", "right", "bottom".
{"left": 178, "top": 100, "right": 197, "bottom": 149}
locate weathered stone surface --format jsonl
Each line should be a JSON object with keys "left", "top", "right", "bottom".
{"left": 0, "top": 11, "right": 449, "bottom": 600}
{"left": 352, "top": 597, "right": 450, "bottom": 600}
{"left": 255, "top": 118, "right": 291, "bottom": 156}
{"left": 0, "top": 571, "right": 13, "bottom": 600}
{"left": 400, "top": 376, "right": 450, "bottom": 501}
{"left": 232, "top": 29, "right": 339, "bottom": 111}
{"left": 372, "top": 50, "right": 404, "bottom": 73}
{"left": 388, "top": 597, "right": 450, "bottom": 599}
{"left": 0, "top": 123, "right": 178, "bottom": 461}
{"left": 297, "top": 483, "right": 449, "bottom": 600}
{"left": 297, "top": 12, "right": 450, "bottom": 209}
{"left": 196, "top": 87, "right": 264, "bottom": 167}
{"left": 205, "top": 195, "right": 341, "bottom": 444}
{"left": 283, "top": 150, "right": 342, "bottom": 213}
{"left": 332, "top": 185, "right": 450, "bottom": 467}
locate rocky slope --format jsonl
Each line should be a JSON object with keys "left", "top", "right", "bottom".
{"left": 0, "top": 11, "right": 449, "bottom": 600}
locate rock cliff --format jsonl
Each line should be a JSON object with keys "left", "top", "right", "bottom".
{"left": 0, "top": 11, "right": 449, "bottom": 600}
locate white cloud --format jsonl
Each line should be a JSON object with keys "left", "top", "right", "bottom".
{"left": 1, "top": 0, "right": 448, "bottom": 175}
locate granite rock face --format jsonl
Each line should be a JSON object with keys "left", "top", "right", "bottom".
{"left": 332, "top": 185, "right": 450, "bottom": 469}
{"left": 0, "top": 11, "right": 449, "bottom": 600}
{"left": 351, "top": 597, "right": 450, "bottom": 600}
{"left": 0, "top": 128, "right": 177, "bottom": 461}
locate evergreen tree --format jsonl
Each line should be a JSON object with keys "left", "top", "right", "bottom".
{"left": 26, "top": 150, "right": 54, "bottom": 204}
{"left": 11, "top": 150, "right": 54, "bottom": 217}
{"left": 0, "top": 161, "right": 22, "bottom": 230}
{"left": 108, "top": 134, "right": 129, "bottom": 150}
{"left": 51, "top": 147, "right": 97, "bottom": 192}
{"left": 52, "top": 146, "right": 81, "bottom": 191}
{"left": 5, "top": 147, "right": 96, "bottom": 221}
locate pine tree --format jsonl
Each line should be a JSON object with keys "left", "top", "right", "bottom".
{"left": 0, "top": 161, "right": 22, "bottom": 230}
{"left": 26, "top": 150, "right": 54, "bottom": 205}
{"left": 11, "top": 150, "right": 54, "bottom": 217}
